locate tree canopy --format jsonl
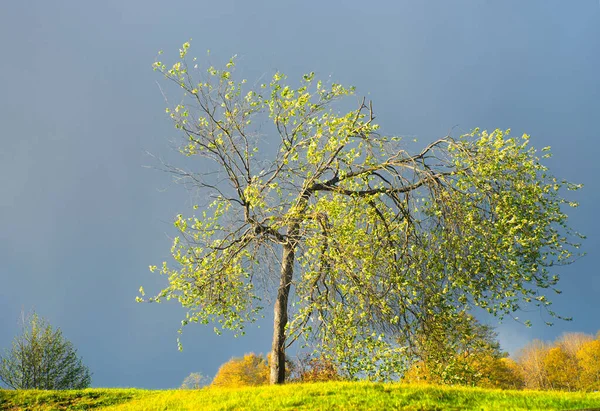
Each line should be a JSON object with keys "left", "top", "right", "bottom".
{"left": 140, "top": 42, "right": 583, "bottom": 383}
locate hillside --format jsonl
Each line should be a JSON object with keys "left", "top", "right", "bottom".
{"left": 2, "top": 382, "right": 600, "bottom": 410}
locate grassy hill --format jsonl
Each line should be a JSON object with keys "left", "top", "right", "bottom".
{"left": 2, "top": 381, "right": 600, "bottom": 410}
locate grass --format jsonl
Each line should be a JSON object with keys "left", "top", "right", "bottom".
{"left": 0, "top": 388, "right": 153, "bottom": 410}
{"left": 2, "top": 382, "right": 600, "bottom": 410}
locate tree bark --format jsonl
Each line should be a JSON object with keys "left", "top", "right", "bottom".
{"left": 270, "top": 240, "right": 295, "bottom": 384}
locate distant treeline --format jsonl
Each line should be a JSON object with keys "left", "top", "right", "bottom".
{"left": 188, "top": 330, "right": 600, "bottom": 392}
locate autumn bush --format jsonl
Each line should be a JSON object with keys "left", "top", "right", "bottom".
{"left": 211, "top": 353, "right": 269, "bottom": 388}
{"left": 293, "top": 354, "right": 342, "bottom": 383}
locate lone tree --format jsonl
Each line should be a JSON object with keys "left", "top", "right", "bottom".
{"left": 140, "top": 42, "right": 583, "bottom": 384}
{"left": 0, "top": 312, "right": 92, "bottom": 390}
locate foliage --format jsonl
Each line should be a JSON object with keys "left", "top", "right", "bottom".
{"left": 556, "top": 332, "right": 593, "bottom": 357}
{"left": 401, "top": 313, "right": 520, "bottom": 388}
{"left": 514, "top": 332, "right": 600, "bottom": 391}
{"left": 403, "top": 354, "right": 524, "bottom": 390}
{"left": 4, "top": 382, "right": 600, "bottom": 411}
{"left": 482, "top": 357, "right": 525, "bottom": 390}
{"left": 211, "top": 353, "right": 269, "bottom": 388}
{"left": 0, "top": 312, "right": 92, "bottom": 390}
{"left": 402, "top": 360, "right": 435, "bottom": 384}
{"left": 180, "top": 372, "right": 209, "bottom": 389}
{"left": 293, "top": 353, "right": 342, "bottom": 383}
{"left": 142, "top": 41, "right": 583, "bottom": 383}
{"left": 576, "top": 339, "right": 600, "bottom": 391}
{"left": 544, "top": 347, "right": 580, "bottom": 391}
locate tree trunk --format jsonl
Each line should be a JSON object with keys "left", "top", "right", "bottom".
{"left": 270, "top": 241, "right": 295, "bottom": 384}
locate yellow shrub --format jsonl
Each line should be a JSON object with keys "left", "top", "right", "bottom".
{"left": 211, "top": 353, "right": 269, "bottom": 388}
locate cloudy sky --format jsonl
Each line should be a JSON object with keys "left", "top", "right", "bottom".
{"left": 1, "top": 0, "right": 599, "bottom": 389}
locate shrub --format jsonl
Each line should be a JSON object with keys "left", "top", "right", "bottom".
{"left": 211, "top": 353, "right": 269, "bottom": 388}
{"left": 294, "top": 354, "right": 342, "bottom": 383}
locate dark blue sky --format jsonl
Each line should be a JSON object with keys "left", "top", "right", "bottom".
{"left": 1, "top": 1, "right": 599, "bottom": 389}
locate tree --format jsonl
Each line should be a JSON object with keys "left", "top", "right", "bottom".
{"left": 576, "top": 339, "right": 600, "bottom": 391}
{"left": 544, "top": 346, "right": 580, "bottom": 391}
{"left": 543, "top": 332, "right": 593, "bottom": 391}
{"left": 180, "top": 372, "right": 209, "bottom": 389}
{"left": 556, "top": 332, "right": 593, "bottom": 358}
{"left": 516, "top": 340, "right": 551, "bottom": 390}
{"left": 211, "top": 353, "right": 269, "bottom": 388}
{"left": 0, "top": 312, "right": 91, "bottom": 390}
{"left": 140, "top": 42, "right": 583, "bottom": 383}
{"left": 515, "top": 333, "right": 597, "bottom": 391}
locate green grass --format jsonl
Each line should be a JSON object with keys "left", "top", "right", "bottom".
{"left": 2, "top": 382, "right": 600, "bottom": 410}
{"left": 0, "top": 388, "right": 151, "bottom": 410}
